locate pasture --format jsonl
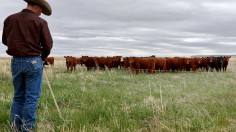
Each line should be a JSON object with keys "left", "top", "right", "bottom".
{"left": 0, "top": 57, "right": 236, "bottom": 131}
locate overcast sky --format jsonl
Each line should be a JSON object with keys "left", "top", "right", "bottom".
{"left": 1, "top": 0, "right": 236, "bottom": 57}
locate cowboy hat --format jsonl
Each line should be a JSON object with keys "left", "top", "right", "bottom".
{"left": 24, "top": 0, "right": 52, "bottom": 16}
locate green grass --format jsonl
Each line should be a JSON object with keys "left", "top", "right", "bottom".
{"left": 0, "top": 58, "right": 236, "bottom": 131}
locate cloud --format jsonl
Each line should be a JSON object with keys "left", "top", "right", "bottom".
{"left": 1, "top": 0, "right": 236, "bottom": 57}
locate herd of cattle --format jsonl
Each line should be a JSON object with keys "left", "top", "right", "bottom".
{"left": 43, "top": 56, "right": 232, "bottom": 74}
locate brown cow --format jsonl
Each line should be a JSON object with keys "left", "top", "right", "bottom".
{"left": 198, "top": 57, "right": 211, "bottom": 72}
{"left": 129, "top": 57, "right": 156, "bottom": 74}
{"left": 111, "top": 56, "right": 122, "bottom": 68}
{"left": 123, "top": 57, "right": 132, "bottom": 69}
{"left": 94, "top": 57, "right": 112, "bottom": 70}
{"left": 189, "top": 57, "right": 201, "bottom": 72}
{"left": 76, "top": 58, "right": 83, "bottom": 66}
{"left": 178, "top": 57, "right": 190, "bottom": 71}
{"left": 155, "top": 57, "right": 166, "bottom": 72}
{"left": 64, "top": 56, "right": 77, "bottom": 72}
{"left": 165, "top": 57, "right": 180, "bottom": 72}
{"left": 43, "top": 57, "right": 54, "bottom": 66}
{"left": 222, "top": 56, "right": 231, "bottom": 72}
{"left": 80, "top": 56, "right": 96, "bottom": 70}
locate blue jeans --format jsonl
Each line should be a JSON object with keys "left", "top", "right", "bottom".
{"left": 10, "top": 56, "right": 43, "bottom": 131}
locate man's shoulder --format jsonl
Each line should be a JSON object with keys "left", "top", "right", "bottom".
{"left": 5, "top": 12, "right": 21, "bottom": 20}
{"left": 38, "top": 16, "right": 47, "bottom": 23}
{"left": 4, "top": 13, "right": 20, "bottom": 24}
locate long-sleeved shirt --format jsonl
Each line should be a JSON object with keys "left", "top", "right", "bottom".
{"left": 2, "top": 9, "right": 53, "bottom": 61}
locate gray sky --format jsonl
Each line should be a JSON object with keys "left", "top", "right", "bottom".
{"left": 1, "top": 0, "right": 236, "bottom": 57}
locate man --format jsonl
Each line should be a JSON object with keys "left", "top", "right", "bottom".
{"left": 2, "top": 0, "right": 53, "bottom": 131}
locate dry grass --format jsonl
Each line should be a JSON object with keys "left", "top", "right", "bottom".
{"left": 0, "top": 56, "right": 236, "bottom": 131}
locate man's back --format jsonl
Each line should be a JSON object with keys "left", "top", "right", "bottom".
{"left": 2, "top": 9, "right": 52, "bottom": 60}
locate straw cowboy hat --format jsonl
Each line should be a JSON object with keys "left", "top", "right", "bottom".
{"left": 24, "top": 0, "right": 52, "bottom": 16}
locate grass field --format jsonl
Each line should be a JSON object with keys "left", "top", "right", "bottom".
{"left": 0, "top": 57, "right": 236, "bottom": 131}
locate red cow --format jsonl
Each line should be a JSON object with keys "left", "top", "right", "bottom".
{"left": 64, "top": 56, "right": 77, "bottom": 72}
{"left": 80, "top": 56, "right": 96, "bottom": 70}
{"left": 189, "top": 57, "right": 201, "bottom": 72}
{"left": 178, "top": 57, "right": 189, "bottom": 71}
{"left": 129, "top": 57, "right": 156, "bottom": 74}
{"left": 77, "top": 58, "right": 83, "bottom": 66}
{"left": 155, "top": 57, "right": 166, "bottom": 72}
{"left": 111, "top": 56, "right": 122, "bottom": 68}
{"left": 43, "top": 57, "right": 54, "bottom": 66}
{"left": 222, "top": 56, "right": 231, "bottom": 72}
{"left": 123, "top": 57, "right": 132, "bottom": 69}
{"left": 94, "top": 57, "right": 112, "bottom": 70}
{"left": 198, "top": 57, "right": 211, "bottom": 71}
{"left": 165, "top": 57, "right": 179, "bottom": 72}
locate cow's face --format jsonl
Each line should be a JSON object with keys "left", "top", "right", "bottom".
{"left": 185, "top": 58, "right": 191, "bottom": 65}
{"left": 208, "top": 57, "right": 213, "bottom": 63}
{"left": 224, "top": 56, "right": 231, "bottom": 62}
{"left": 81, "top": 56, "right": 89, "bottom": 62}
{"left": 197, "top": 58, "right": 201, "bottom": 64}
{"left": 128, "top": 57, "right": 135, "bottom": 64}
{"left": 64, "top": 56, "right": 72, "bottom": 62}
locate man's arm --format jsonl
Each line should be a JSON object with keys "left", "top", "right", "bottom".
{"left": 40, "top": 21, "right": 53, "bottom": 61}
{"left": 2, "top": 21, "right": 8, "bottom": 46}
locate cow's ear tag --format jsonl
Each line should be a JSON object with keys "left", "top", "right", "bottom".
{"left": 31, "top": 60, "right": 37, "bottom": 64}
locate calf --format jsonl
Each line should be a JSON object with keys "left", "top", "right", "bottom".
{"left": 198, "top": 57, "right": 211, "bottom": 72}
{"left": 43, "top": 57, "right": 54, "bottom": 66}
{"left": 80, "top": 56, "right": 96, "bottom": 70}
{"left": 189, "top": 57, "right": 201, "bottom": 72}
{"left": 155, "top": 57, "right": 167, "bottom": 72}
{"left": 222, "top": 56, "right": 231, "bottom": 72}
{"left": 64, "top": 56, "right": 77, "bottom": 72}
{"left": 209, "top": 56, "right": 223, "bottom": 72}
{"left": 129, "top": 57, "right": 156, "bottom": 74}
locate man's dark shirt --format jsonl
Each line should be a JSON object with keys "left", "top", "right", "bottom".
{"left": 2, "top": 9, "right": 53, "bottom": 61}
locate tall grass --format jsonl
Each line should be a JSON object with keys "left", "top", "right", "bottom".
{"left": 0, "top": 57, "right": 236, "bottom": 131}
